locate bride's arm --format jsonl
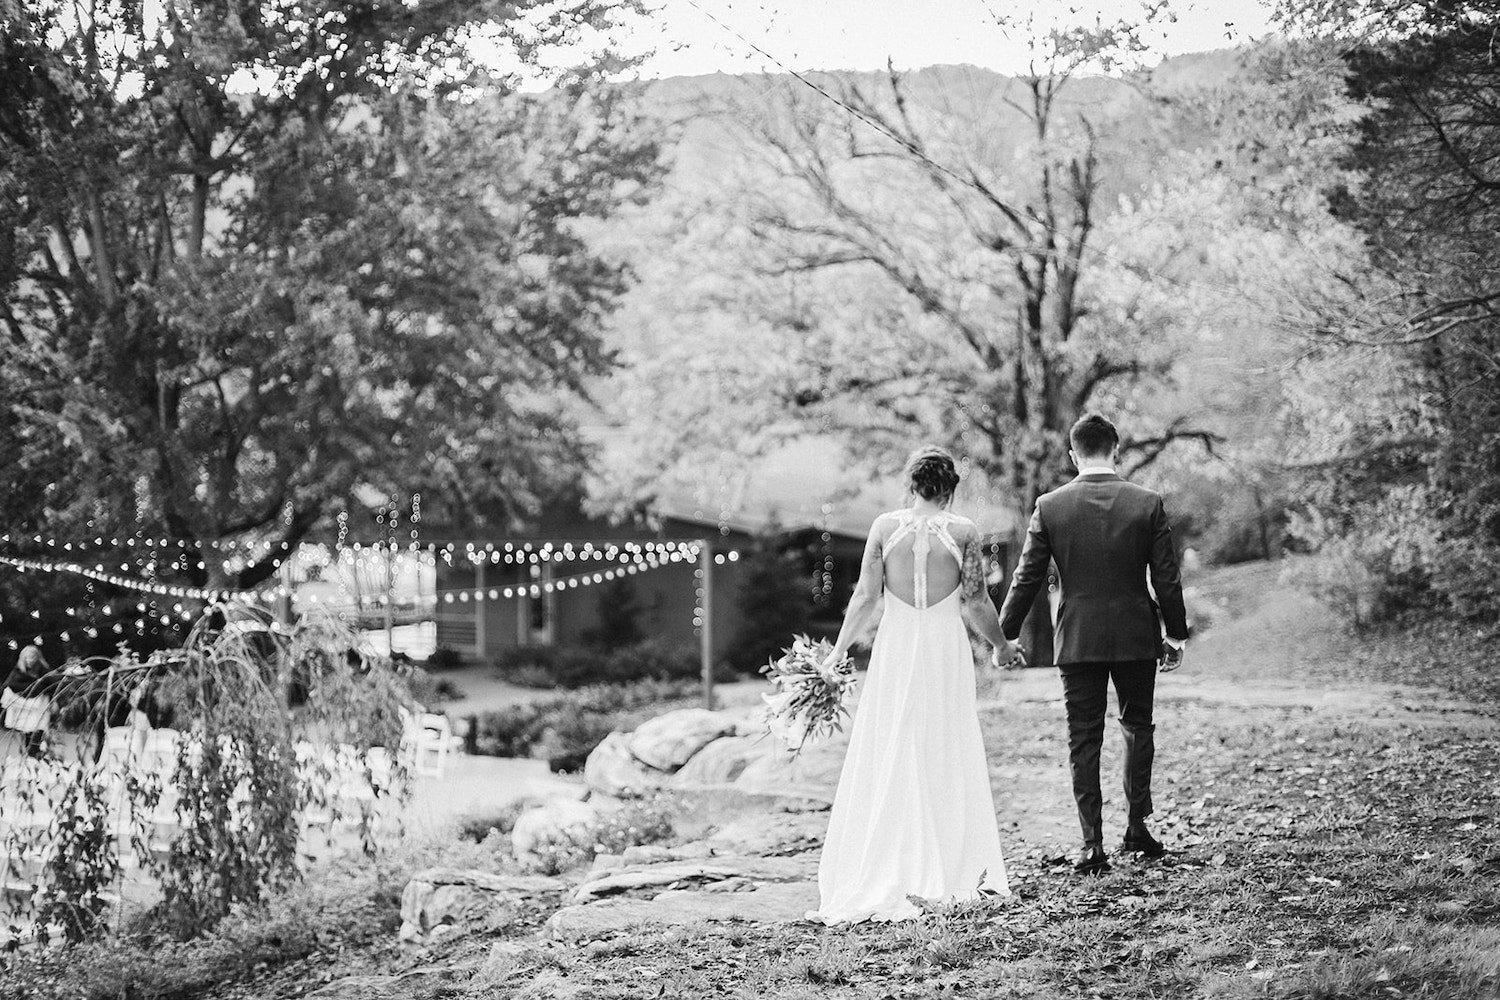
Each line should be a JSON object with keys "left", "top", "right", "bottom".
{"left": 959, "top": 528, "right": 1019, "bottom": 662}
{"left": 823, "top": 517, "right": 886, "bottom": 666}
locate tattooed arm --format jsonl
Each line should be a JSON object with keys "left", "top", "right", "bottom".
{"left": 958, "top": 525, "right": 1020, "bottom": 664}
{"left": 823, "top": 516, "right": 887, "bottom": 667}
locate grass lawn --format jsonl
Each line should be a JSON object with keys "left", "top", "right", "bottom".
{"left": 5, "top": 559, "right": 1497, "bottom": 999}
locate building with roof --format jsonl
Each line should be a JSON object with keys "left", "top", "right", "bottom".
{"left": 428, "top": 439, "right": 1022, "bottom": 666}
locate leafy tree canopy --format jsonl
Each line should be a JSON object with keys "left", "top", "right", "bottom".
{"left": 0, "top": 0, "right": 660, "bottom": 607}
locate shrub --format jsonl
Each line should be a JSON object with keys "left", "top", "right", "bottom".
{"left": 426, "top": 646, "right": 465, "bottom": 671}
{"left": 589, "top": 794, "right": 676, "bottom": 855}
{"left": 534, "top": 711, "right": 618, "bottom": 773}
{"left": 494, "top": 645, "right": 609, "bottom": 688}
{"left": 1286, "top": 490, "right": 1436, "bottom": 627}
{"left": 474, "top": 701, "right": 550, "bottom": 758}
{"left": 471, "top": 679, "right": 699, "bottom": 771}
{"left": 0, "top": 853, "right": 409, "bottom": 1000}
{"left": 403, "top": 665, "right": 464, "bottom": 707}
{"left": 0, "top": 610, "right": 413, "bottom": 947}
{"left": 454, "top": 803, "right": 527, "bottom": 843}
{"left": 599, "top": 637, "right": 702, "bottom": 685}
{"left": 518, "top": 794, "right": 676, "bottom": 876}
{"left": 494, "top": 639, "right": 708, "bottom": 689}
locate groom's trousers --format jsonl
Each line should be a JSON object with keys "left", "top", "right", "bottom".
{"left": 1059, "top": 660, "right": 1157, "bottom": 848}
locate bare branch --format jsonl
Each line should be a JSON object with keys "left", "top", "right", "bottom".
{"left": 1121, "top": 422, "right": 1225, "bottom": 477}
{"left": 1277, "top": 437, "right": 1436, "bottom": 471}
{"left": 1316, "top": 289, "right": 1500, "bottom": 345}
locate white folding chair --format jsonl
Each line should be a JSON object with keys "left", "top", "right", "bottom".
{"left": 401, "top": 711, "right": 453, "bottom": 778}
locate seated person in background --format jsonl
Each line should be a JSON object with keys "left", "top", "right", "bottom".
{"left": 3, "top": 645, "right": 57, "bottom": 759}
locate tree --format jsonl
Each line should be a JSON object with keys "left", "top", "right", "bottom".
{"left": 583, "top": 576, "right": 644, "bottom": 649}
{"left": 597, "top": 24, "right": 1232, "bottom": 663}
{"left": 0, "top": 0, "right": 659, "bottom": 610}
{"left": 728, "top": 524, "right": 815, "bottom": 673}
{"left": 1269, "top": 0, "right": 1500, "bottom": 619}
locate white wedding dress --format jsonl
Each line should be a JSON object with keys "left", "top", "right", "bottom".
{"left": 807, "top": 509, "right": 1010, "bottom": 924}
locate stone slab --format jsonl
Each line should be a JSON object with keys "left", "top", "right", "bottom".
{"left": 546, "top": 879, "right": 819, "bottom": 937}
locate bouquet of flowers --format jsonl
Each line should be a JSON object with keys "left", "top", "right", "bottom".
{"left": 759, "top": 635, "right": 857, "bottom": 757}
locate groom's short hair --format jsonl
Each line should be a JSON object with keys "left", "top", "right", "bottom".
{"left": 1070, "top": 413, "right": 1119, "bottom": 458}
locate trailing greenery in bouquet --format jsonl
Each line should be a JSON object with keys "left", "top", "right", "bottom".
{"left": 759, "top": 635, "right": 857, "bottom": 757}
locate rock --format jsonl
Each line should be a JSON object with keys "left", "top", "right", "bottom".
{"left": 311, "top": 975, "right": 402, "bottom": 998}
{"left": 427, "top": 923, "right": 462, "bottom": 943}
{"left": 705, "top": 811, "right": 828, "bottom": 857}
{"left": 510, "top": 799, "right": 599, "bottom": 860}
{"left": 669, "top": 840, "right": 715, "bottom": 860}
{"left": 726, "top": 707, "right": 771, "bottom": 737}
{"left": 312, "top": 968, "right": 452, "bottom": 999}
{"left": 627, "top": 709, "right": 739, "bottom": 772}
{"left": 571, "top": 854, "right": 819, "bottom": 903}
{"left": 547, "top": 880, "right": 819, "bottom": 937}
{"left": 584, "top": 732, "right": 664, "bottom": 798}
{"left": 732, "top": 737, "right": 844, "bottom": 805}
{"left": 620, "top": 843, "right": 673, "bottom": 866}
{"left": 700, "top": 876, "right": 755, "bottom": 893}
{"left": 571, "top": 862, "right": 741, "bottom": 902}
{"left": 399, "top": 868, "right": 557, "bottom": 945}
{"left": 671, "top": 733, "right": 770, "bottom": 786}
{"left": 485, "top": 940, "right": 531, "bottom": 971}
{"left": 588, "top": 840, "right": 715, "bottom": 880}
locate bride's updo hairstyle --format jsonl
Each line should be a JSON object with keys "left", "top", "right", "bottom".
{"left": 904, "top": 446, "right": 961, "bottom": 504}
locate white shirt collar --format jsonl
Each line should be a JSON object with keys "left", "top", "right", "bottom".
{"left": 1077, "top": 465, "right": 1116, "bottom": 476}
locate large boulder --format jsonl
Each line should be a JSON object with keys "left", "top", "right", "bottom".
{"left": 671, "top": 733, "right": 770, "bottom": 787}
{"left": 626, "top": 709, "right": 738, "bottom": 772}
{"left": 510, "top": 799, "right": 600, "bottom": 862}
{"left": 398, "top": 869, "right": 556, "bottom": 945}
{"left": 732, "top": 736, "right": 845, "bottom": 805}
{"left": 583, "top": 732, "right": 664, "bottom": 798}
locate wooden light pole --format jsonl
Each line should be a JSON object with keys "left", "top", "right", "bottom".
{"left": 699, "top": 538, "right": 714, "bottom": 709}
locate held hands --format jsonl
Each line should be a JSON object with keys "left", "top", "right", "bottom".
{"left": 991, "top": 637, "right": 1026, "bottom": 671}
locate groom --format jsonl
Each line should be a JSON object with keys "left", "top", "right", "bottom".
{"left": 998, "top": 413, "right": 1189, "bottom": 875}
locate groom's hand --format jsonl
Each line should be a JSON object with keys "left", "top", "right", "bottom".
{"left": 1159, "top": 642, "right": 1185, "bottom": 673}
{"left": 992, "top": 638, "right": 1026, "bottom": 670}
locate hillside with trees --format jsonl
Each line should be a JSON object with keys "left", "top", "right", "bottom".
{"left": 584, "top": 8, "right": 1496, "bottom": 646}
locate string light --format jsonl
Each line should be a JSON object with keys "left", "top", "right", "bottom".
{"left": 0, "top": 555, "right": 278, "bottom": 602}
{"left": 1, "top": 532, "right": 743, "bottom": 646}
{"left": 0, "top": 533, "right": 303, "bottom": 551}
{"left": 819, "top": 502, "right": 835, "bottom": 607}
{"left": 434, "top": 549, "right": 687, "bottom": 604}
{"left": 812, "top": 357, "right": 836, "bottom": 607}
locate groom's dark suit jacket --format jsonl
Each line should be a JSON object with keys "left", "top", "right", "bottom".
{"left": 999, "top": 472, "right": 1188, "bottom": 664}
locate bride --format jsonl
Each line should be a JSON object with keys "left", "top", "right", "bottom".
{"left": 807, "top": 446, "right": 1019, "bottom": 924}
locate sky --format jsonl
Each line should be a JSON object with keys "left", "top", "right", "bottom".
{"left": 604, "top": 0, "right": 1281, "bottom": 79}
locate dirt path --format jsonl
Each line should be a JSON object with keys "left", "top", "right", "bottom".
{"left": 984, "top": 560, "right": 1494, "bottom": 857}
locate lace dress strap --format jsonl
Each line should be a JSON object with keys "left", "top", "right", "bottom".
{"left": 885, "top": 510, "right": 964, "bottom": 609}
{"left": 930, "top": 515, "right": 965, "bottom": 565}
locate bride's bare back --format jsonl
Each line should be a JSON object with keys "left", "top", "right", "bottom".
{"left": 877, "top": 510, "right": 973, "bottom": 609}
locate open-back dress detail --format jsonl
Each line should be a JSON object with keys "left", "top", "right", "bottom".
{"left": 806, "top": 509, "right": 1009, "bottom": 925}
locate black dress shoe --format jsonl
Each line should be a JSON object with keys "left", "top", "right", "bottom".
{"left": 1074, "top": 846, "right": 1111, "bottom": 874}
{"left": 1121, "top": 829, "right": 1167, "bottom": 857}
